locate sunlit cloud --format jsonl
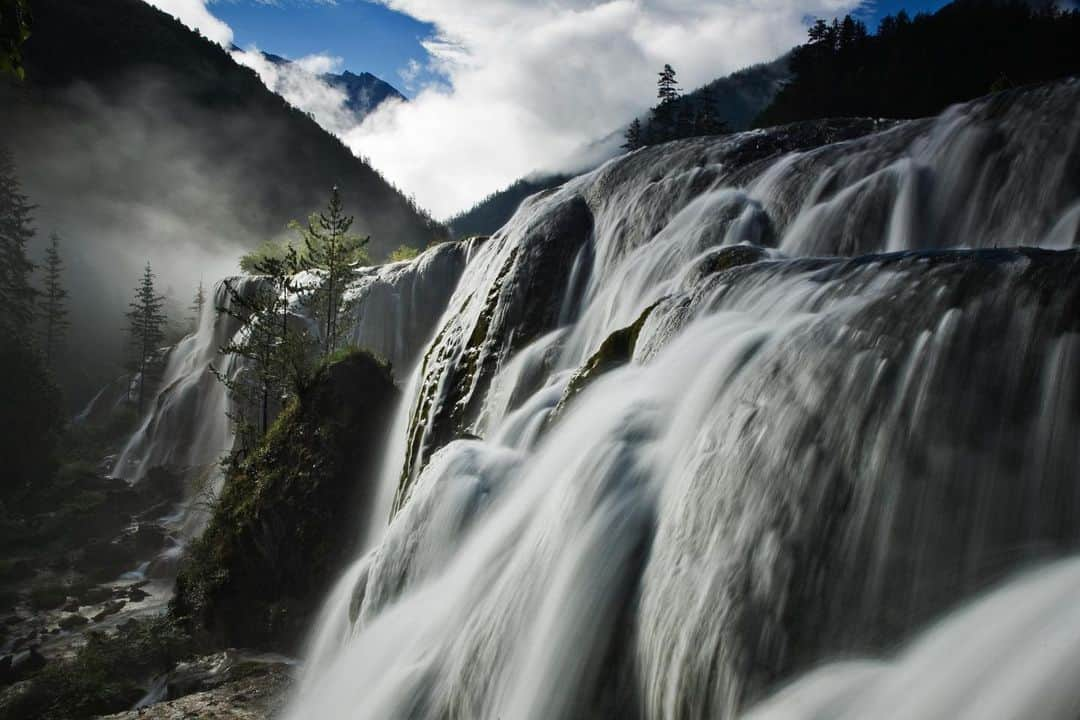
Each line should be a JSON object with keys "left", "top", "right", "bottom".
{"left": 343, "top": 0, "right": 861, "bottom": 218}
{"left": 142, "top": 0, "right": 234, "bottom": 46}
{"left": 141, "top": 0, "right": 862, "bottom": 219}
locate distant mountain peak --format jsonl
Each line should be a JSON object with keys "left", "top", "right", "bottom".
{"left": 322, "top": 68, "right": 407, "bottom": 118}
{"left": 236, "top": 48, "right": 407, "bottom": 120}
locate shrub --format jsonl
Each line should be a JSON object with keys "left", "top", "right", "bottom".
{"left": 387, "top": 244, "right": 420, "bottom": 263}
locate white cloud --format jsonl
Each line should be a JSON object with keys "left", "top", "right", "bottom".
{"left": 141, "top": 0, "right": 863, "bottom": 220}
{"left": 142, "top": 0, "right": 234, "bottom": 46}
{"left": 398, "top": 58, "right": 423, "bottom": 91}
{"left": 341, "top": 0, "right": 862, "bottom": 218}
{"left": 231, "top": 47, "right": 362, "bottom": 135}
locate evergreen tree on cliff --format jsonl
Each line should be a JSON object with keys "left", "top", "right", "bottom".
{"left": 38, "top": 232, "right": 69, "bottom": 369}
{"left": 296, "top": 186, "right": 369, "bottom": 359}
{"left": 126, "top": 262, "right": 167, "bottom": 413}
{"left": 623, "top": 118, "right": 642, "bottom": 151}
{"left": 657, "top": 64, "right": 680, "bottom": 104}
{"left": 188, "top": 280, "right": 206, "bottom": 333}
{"left": 0, "top": 147, "right": 37, "bottom": 340}
{"left": 215, "top": 247, "right": 313, "bottom": 446}
{"left": 653, "top": 64, "right": 681, "bottom": 140}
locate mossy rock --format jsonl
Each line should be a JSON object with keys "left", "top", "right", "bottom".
{"left": 172, "top": 349, "right": 399, "bottom": 651}
{"left": 546, "top": 300, "right": 663, "bottom": 430}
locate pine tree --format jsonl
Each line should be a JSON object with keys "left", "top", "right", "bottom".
{"left": 622, "top": 118, "right": 642, "bottom": 151}
{"left": 657, "top": 64, "right": 680, "bottom": 105}
{"left": 188, "top": 280, "right": 206, "bottom": 333}
{"left": 296, "top": 186, "right": 369, "bottom": 359}
{"left": 692, "top": 87, "right": 730, "bottom": 137}
{"left": 213, "top": 246, "right": 312, "bottom": 446}
{"left": 38, "top": 233, "right": 69, "bottom": 368}
{"left": 651, "top": 64, "right": 682, "bottom": 143}
{"left": 126, "top": 262, "right": 168, "bottom": 413}
{"left": 0, "top": 146, "right": 37, "bottom": 340}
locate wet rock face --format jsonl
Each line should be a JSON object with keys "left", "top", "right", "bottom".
{"left": 395, "top": 195, "right": 595, "bottom": 510}
{"left": 173, "top": 350, "right": 400, "bottom": 651}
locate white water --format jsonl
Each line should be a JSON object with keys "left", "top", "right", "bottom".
{"left": 108, "top": 239, "right": 476, "bottom": 550}
{"left": 287, "top": 81, "right": 1080, "bottom": 719}
{"left": 744, "top": 558, "right": 1080, "bottom": 720}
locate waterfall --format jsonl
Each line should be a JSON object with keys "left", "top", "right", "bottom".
{"left": 288, "top": 79, "right": 1080, "bottom": 719}
{"left": 108, "top": 239, "right": 478, "bottom": 545}
{"left": 743, "top": 557, "right": 1080, "bottom": 720}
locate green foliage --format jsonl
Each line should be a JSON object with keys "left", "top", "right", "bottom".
{"left": 0, "top": 616, "right": 196, "bottom": 720}
{"left": 174, "top": 349, "right": 398, "bottom": 651}
{"left": 624, "top": 64, "right": 731, "bottom": 151}
{"left": 388, "top": 244, "right": 420, "bottom": 263}
{"left": 214, "top": 246, "right": 314, "bottom": 447}
{"left": 125, "top": 262, "right": 168, "bottom": 413}
{"left": 0, "top": 0, "right": 31, "bottom": 80}
{"left": 239, "top": 237, "right": 302, "bottom": 274}
{"left": 756, "top": 3, "right": 1080, "bottom": 127}
{"left": 296, "top": 186, "right": 370, "bottom": 359}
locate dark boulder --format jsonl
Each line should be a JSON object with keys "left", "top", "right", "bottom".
{"left": 173, "top": 350, "right": 400, "bottom": 651}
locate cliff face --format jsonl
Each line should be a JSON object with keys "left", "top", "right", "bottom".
{"left": 173, "top": 350, "right": 399, "bottom": 651}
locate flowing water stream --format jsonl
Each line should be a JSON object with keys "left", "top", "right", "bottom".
{"left": 122, "top": 80, "right": 1080, "bottom": 718}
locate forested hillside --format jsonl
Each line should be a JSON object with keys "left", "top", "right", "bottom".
{"left": 449, "top": 58, "right": 790, "bottom": 238}
{"left": 756, "top": 0, "right": 1080, "bottom": 126}
{"left": 0, "top": 0, "right": 445, "bottom": 405}
{"left": 6, "top": 0, "right": 443, "bottom": 256}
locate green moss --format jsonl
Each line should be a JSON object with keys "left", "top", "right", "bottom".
{"left": 173, "top": 349, "right": 398, "bottom": 651}
{"left": 395, "top": 248, "right": 521, "bottom": 514}
{"left": 387, "top": 244, "right": 421, "bottom": 263}
{"left": 547, "top": 301, "right": 663, "bottom": 429}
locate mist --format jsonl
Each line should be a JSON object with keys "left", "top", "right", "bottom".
{"left": 4, "top": 74, "right": 286, "bottom": 406}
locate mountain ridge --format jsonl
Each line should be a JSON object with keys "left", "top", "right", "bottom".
{"left": 0, "top": 0, "right": 444, "bottom": 404}
{"left": 243, "top": 47, "right": 407, "bottom": 119}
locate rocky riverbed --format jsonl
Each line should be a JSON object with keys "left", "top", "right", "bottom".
{"left": 101, "top": 653, "right": 294, "bottom": 720}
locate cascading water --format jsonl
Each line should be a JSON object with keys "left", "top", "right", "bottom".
{"left": 289, "top": 79, "right": 1080, "bottom": 719}
{"left": 110, "top": 239, "right": 477, "bottom": 549}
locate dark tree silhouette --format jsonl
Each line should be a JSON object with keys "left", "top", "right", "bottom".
{"left": 38, "top": 232, "right": 69, "bottom": 368}
{"left": 623, "top": 118, "right": 643, "bottom": 151}
{"left": 757, "top": 3, "right": 1080, "bottom": 127}
{"left": 126, "top": 262, "right": 168, "bottom": 413}
{"left": 657, "top": 64, "right": 680, "bottom": 104}
{"left": 0, "top": 143, "right": 61, "bottom": 504}
{"left": 188, "top": 280, "right": 206, "bottom": 333}
{"left": 0, "top": 147, "right": 37, "bottom": 339}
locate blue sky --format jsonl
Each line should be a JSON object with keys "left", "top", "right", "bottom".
{"left": 213, "top": 0, "right": 951, "bottom": 94}
{"left": 174, "top": 0, "right": 961, "bottom": 216}
{"left": 212, "top": 0, "right": 435, "bottom": 94}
